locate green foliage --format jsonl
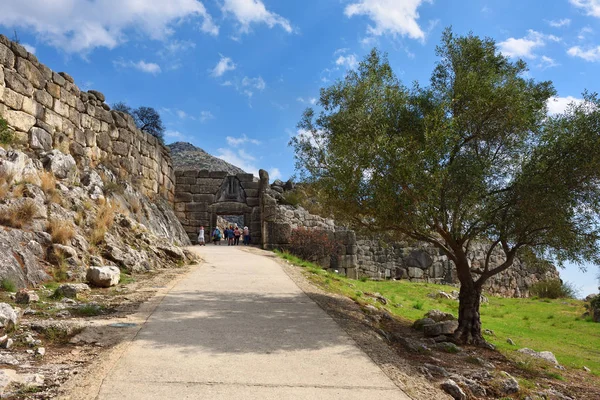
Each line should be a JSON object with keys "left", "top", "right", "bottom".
{"left": 71, "top": 304, "right": 104, "bottom": 317}
{"left": 103, "top": 182, "right": 125, "bottom": 196}
{"left": 530, "top": 279, "right": 579, "bottom": 299}
{"left": 0, "top": 278, "right": 16, "bottom": 292}
{"left": 0, "top": 117, "right": 15, "bottom": 146}
{"left": 291, "top": 28, "right": 600, "bottom": 342}
{"left": 280, "top": 190, "right": 301, "bottom": 207}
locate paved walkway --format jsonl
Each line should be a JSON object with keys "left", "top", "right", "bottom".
{"left": 96, "top": 246, "right": 410, "bottom": 399}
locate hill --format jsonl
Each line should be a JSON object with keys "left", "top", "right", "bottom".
{"left": 168, "top": 142, "right": 246, "bottom": 175}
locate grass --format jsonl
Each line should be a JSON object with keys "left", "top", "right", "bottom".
{"left": 88, "top": 199, "right": 117, "bottom": 245}
{"left": 70, "top": 303, "right": 104, "bottom": 317}
{"left": 0, "top": 278, "right": 16, "bottom": 292}
{"left": 274, "top": 250, "right": 600, "bottom": 376}
{"left": 46, "top": 219, "right": 76, "bottom": 245}
{"left": 119, "top": 273, "right": 135, "bottom": 285}
{"left": 0, "top": 199, "right": 37, "bottom": 228}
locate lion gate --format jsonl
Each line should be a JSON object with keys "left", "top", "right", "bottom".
{"left": 173, "top": 170, "right": 263, "bottom": 244}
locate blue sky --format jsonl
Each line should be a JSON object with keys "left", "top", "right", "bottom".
{"left": 1, "top": 0, "right": 599, "bottom": 296}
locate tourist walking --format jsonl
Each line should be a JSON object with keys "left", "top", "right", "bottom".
{"left": 198, "top": 226, "right": 205, "bottom": 246}
{"left": 212, "top": 227, "right": 221, "bottom": 245}
{"left": 228, "top": 226, "right": 235, "bottom": 246}
{"left": 234, "top": 226, "right": 241, "bottom": 245}
{"left": 243, "top": 226, "right": 250, "bottom": 245}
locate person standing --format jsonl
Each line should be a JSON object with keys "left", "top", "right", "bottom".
{"left": 212, "top": 227, "right": 221, "bottom": 245}
{"left": 233, "top": 226, "right": 241, "bottom": 245}
{"left": 243, "top": 226, "right": 250, "bottom": 245}
{"left": 198, "top": 226, "right": 205, "bottom": 246}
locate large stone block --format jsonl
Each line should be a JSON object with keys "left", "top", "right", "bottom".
{"left": 193, "top": 194, "right": 215, "bottom": 203}
{"left": 241, "top": 181, "right": 259, "bottom": 190}
{"left": 0, "top": 43, "right": 15, "bottom": 69}
{"left": 29, "top": 127, "right": 52, "bottom": 151}
{"left": 4, "top": 109, "right": 36, "bottom": 132}
{"left": 15, "top": 57, "right": 46, "bottom": 89}
{"left": 197, "top": 170, "right": 210, "bottom": 178}
{"left": 209, "top": 171, "right": 228, "bottom": 179}
{"left": 244, "top": 189, "right": 258, "bottom": 198}
{"left": 46, "top": 81, "right": 61, "bottom": 99}
{"left": 22, "top": 97, "right": 44, "bottom": 119}
{"left": 236, "top": 173, "right": 254, "bottom": 182}
{"left": 60, "top": 87, "right": 77, "bottom": 107}
{"left": 177, "top": 177, "right": 195, "bottom": 185}
{"left": 3, "top": 87, "right": 25, "bottom": 110}
{"left": 175, "top": 192, "right": 193, "bottom": 202}
{"left": 265, "top": 222, "right": 292, "bottom": 245}
{"left": 247, "top": 197, "right": 260, "bottom": 207}
{"left": 405, "top": 250, "right": 433, "bottom": 269}
{"left": 53, "top": 99, "right": 70, "bottom": 118}
{"left": 52, "top": 72, "right": 66, "bottom": 87}
{"left": 43, "top": 109, "right": 63, "bottom": 131}
{"left": 34, "top": 89, "right": 53, "bottom": 108}
{"left": 185, "top": 202, "right": 208, "bottom": 212}
{"left": 96, "top": 131, "right": 110, "bottom": 151}
{"left": 4, "top": 70, "right": 33, "bottom": 96}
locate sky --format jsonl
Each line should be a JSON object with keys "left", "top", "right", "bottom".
{"left": 1, "top": 0, "right": 599, "bottom": 296}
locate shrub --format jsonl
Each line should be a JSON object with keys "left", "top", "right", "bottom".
{"left": 288, "top": 227, "right": 343, "bottom": 267}
{"left": 0, "top": 200, "right": 37, "bottom": 228}
{"left": 88, "top": 200, "right": 116, "bottom": 245}
{"left": 530, "top": 279, "right": 579, "bottom": 299}
{"left": 47, "top": 219, "right": 75, "bottom": 245}
{"left": 280, "top": 191, "right": 301, "bottom": 207}
{"left": 0, "top": 278, "right": 16, "bottom": 292}
{"left": 0, "top": 117, "right": 15, "bottom": 146}
{"left": 103, "top": 182, "right": 125, "bottom": 196}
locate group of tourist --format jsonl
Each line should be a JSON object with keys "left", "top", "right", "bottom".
{"left": 197, "top": 225, "right": 251, "bottom": 246}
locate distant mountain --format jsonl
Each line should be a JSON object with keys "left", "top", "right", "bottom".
{"left": 168, "top": 142, "right": 246, "bottom": 175}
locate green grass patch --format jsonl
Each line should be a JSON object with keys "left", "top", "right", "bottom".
{"left": 274, "top": 250, "right": 600, "bottom": 376}
{"left": 0, "top": 278, "right": 16, "bottom": 292}
{"left": 119, "top": 273, "right": 135, "bottom": 285}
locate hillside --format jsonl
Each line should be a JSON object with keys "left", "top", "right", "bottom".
{"left": 168, "top": 142, "right": 246, "bottom": 175}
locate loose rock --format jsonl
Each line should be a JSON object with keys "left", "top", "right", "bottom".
{"left": 441, "top": 379, "right": 467, "bottom": 400}
{"left": 86, "top": 266, "right": 120, "bottom": 288}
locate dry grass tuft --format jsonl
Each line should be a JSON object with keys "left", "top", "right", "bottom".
{"left": 39, "top": 171, "right": 62, "bottom": 204}
{"left": 88, "top": 200, "right": 117, "bottom": 245}
{"left": 0, "top": 200, "right": 37, "bottom": 229}
{"left": 47, "top": 219, "right": 76, "bottom": 245}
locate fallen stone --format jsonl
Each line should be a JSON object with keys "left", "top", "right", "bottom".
{"left": 499, "top": 371, "right": 519, "bottom": 394}
{"left": 0, "top": 304, "right": 18, "bottom": 331}
{"left": 41, "top": 149, "right": 76, "bottom": 180}
{"left": 422, "top": 363, "right": 449, "bottom": 377}
{"left": 55, "top": 283, "right": 90, "bottom": 299}
{"left": 0, "top": 354, "right": 18, "bottom": 365}
{"left": 15, "top": 289, "right": 39, "bottom": 305}
{"left": 413, "top": 317, "right": 435, "bottom": 331}
{"left": 435, "top": 342, "right": 462, "bottom": 353}
{"left": 518, "top": 348, "right": 559, "bottom": 365}
{"left": 441, "top": 379, "right": 466, "bottom": 400}
{"left": 583, "top": 366, "right": 591, "bottom": 372}
{"left": 425, "top": 309, "right": 456, "bottom": 322}
{"left": 35, "top": 347, "right": 45, "bottom": 356}
{"left": 507, "top": 338, "right": 516, "bottom": 346}
{"left": 424, "top": 320, "right": 458, "bottom": 337}
{"left": 86, "top": 266, "right": 120, "bottom": 288}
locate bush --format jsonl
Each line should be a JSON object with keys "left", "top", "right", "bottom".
{"left": 0, "top": 117, "right": 15, "bottom": 146}
{"left": 0, "top": 200, "right": 37, "bottom": 228}
{"left": 0, "top": 278, "right": 16, "bottom": 292}
{"left": 530, "top": 279, "right": 579, "bottom": 299}
{"left": 280, "top": 191, "right": 301, "bottom": 207}
{"left": 288, "top": 227, "right": 343, "bottom": 267}
{"left": 47, "top": 219, "right": 75, "bottom": 245}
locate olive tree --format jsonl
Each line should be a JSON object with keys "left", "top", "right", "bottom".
{"left": 291, "top": 29, "right": 600, "bottom": 345}
{"left": 111, "top": 103, "right": 165, "bottom": 143}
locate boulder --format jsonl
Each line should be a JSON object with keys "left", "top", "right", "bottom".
{"left": 498, "top": 371, "right": 519, "bottom": 395}
{"left": 42, "top": 150, "right": 76, "bottom": 180}
{"left": 55, "top": 283, "right": 90, "bottom": 299}
{"left": 440, "top": 379, "right": 466, "bottom": 400}
{"left": 29, "top": 127, "right": 53, "bottom": 151}
{"left": 86, "top": 266, "right": 120, "bottom": 288}
{"left": 518, "top": 348, "right": 559, "bottom": 365}
{"left": 404, "top": 250, "right": 433, "bottom": 269}
{"left": 0, "top": 303, "right": 18, "bottom": 331}
{"left": 412, "top": 318, "right": 435, "bottom": 331}
{"left": 423, "top": 320, "right": 459, "bottom": 337}
{"left": 0, "top": 150, "right": 41, "bottom": 185}
{"left": 425, "top": 309, "right": 456, "bottom": 322}
{"left": 15, "top": 289, "right": 39, "bottom": 304}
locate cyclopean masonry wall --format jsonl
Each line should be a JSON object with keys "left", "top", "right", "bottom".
{"left": 174, "top": 170, "right": 262, "bottom": 244}
{"left": 0, "top": 35, "right": 175, "bottom": 201}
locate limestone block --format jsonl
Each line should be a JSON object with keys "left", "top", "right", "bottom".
{"left": 58, "top": 72, "right": 74, "bottom": 83}
{"left": 0, "top": 43, "right": 15, "bottom": 69}
{"left": 197, "top": 170, "right": 210, "bottom": 178}
{"left": 96, "top": 107, "right": 114, "bottom": 124}
{"left": 96, "top": 131, "right": 110, "bottom": 151}
{"left": 80, "top": 113, "right": 94, "bottom": 129}
{"left": 405, "top": 250, "right": 433, "bottom": 269}
{"left": 236, "top": 173, "right": 254, "bottom": 182}
{"left": 209, "top": 171, "right": 228, "bottom": 179}
{"left": 29, "top": 127, "right": 52, "bottom": 151}
{"left": 3, "top": 87, "right": 25, "bottom": 110}
{"left": 21, "top": 97, "right": 44, "bottom": 119}
{"left": 408, "top": 267, "right": 424, "bottom": 278}
{"left": 178, "top": 177, "right": 195, "bottom": 185}
{"left": 60, "top": 87, "right": 77, "bottom": 107}
{"left": 52, "top": 72, "right": 66, "bottom": 87}
{"left": 118, "top": 128, "right": 132, "bottom": 143}
{"left": 265, "top": 222, "right": 292, "bottom": 245}
{"left": 175, "top": 192, "right": 193, "bottom": 202}
{"left": 34, "top": 89, "right": 53, "bottom": 108}
{"left": 193, "top": 194, "right": 214, "bottom": 203}
{"left": 84, "top": 129, "right": 96, "bottom": 147}
{"left": 247, "top": 198, "right": 259, "bottom": 207}
{"left": 4, "top": 70, "right": 33, "bottom": 97}
{"left": 68, "top": 106, "right": 80, "bottom": 125}
{"left": 70, "top": 141, "right": 85, "bottom": 158}
{"left": 112, "top": 141, "right": 129, "bottom": 156}
{"left": 182, "top": 170, "right": 198, "bottom": 177}
{"left": 46, "top": 81, "right": 61, "bottom": 99}
{"left": 87, "top": 266, "right": 120, "bottom": 288}
{"left": 245, "top": 189, "right": 258, "bottom": 197}
{"left": 241, "top": 181, "right": 259, "bottom": 190}
{"left": 0, "top": 65, "right": 4, "bottom": 87}
{"left": 15, "top": 57, "right": 45, "bottom": 89}
{"left": 185, "top": 203, "right": 207, "bottom": 212}
{"left": 175, "top": 184, "right": 190, "bottom": 193}
{"left": 4, "top": 109, "right": 36, "bottom": 132}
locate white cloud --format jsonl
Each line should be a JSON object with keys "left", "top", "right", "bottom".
{"left": 336, "top": 53, "right": 359, "bottom": 69}
{"left": 538, "top": 55, "right": 559, "bottom": 69}
{"left": 344, "top": 0, "right": 430, "bottom": 41}
{"left": 548, "top": 18, "right": 571, "bottom": 27}
{"left": 568, "top": 45, "right": 600, "bottom": 61}
{"left": 238, "top": 149, "right": 256, "bottom": 161}
{"left": 200, "top": 111, "right": 214, "bottom": 122}
{"left": 176, "top": 110, "right": 188, "bottom": 119}
{"left": 0, "top": 0, "right": 218, "bottom": 54}
{"left": 297, "top": 97, "right": 317, "bottom": 105}
{"left": 114, "top": 59, "right": 161, "bottom": 74}
{"left": 578, "top": 26, "right": 594, "bottom": 40}
{"left": 221, "top": 0, "right": 292, "bottom": 34}
{"left": 570, "top": 0, "right": 600, "bottom": 17}
{"left": 211, "top": 55, "right": 236, "bottom": 77}
{"left": 165, "top": 130, "right": 186, "bottom": 139}
{"left": 216, "top": 148, "right": 259, "bottom": 176}
{"left": 22, "top": 43, "right": 36, "bottom": 54}
{"left": 226, "top": 134, "right": 261, "bottom": 147}
{"left": 547, "top": 96, "right": 585, "bottom": 115}
{"left": 498, "top": 30, "right": 559, "bottom": 59}
{"left": 268, "top": 167, "right": 282, "bottom": 181}
{"left": 296, "top": 128, "right": 325, "bottom": 149}
{"left": 242, "top": 76, "right": 266, "bottom": 90}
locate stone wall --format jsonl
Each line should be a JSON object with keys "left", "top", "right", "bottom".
{"left": 0, "top": 35, "right": 175, "bottom": 201}
{"left": 174, "top": 170, "right": 262, "bottom": 244}
{"left": 355, "top": 237, "right": 560, "bottom": 297}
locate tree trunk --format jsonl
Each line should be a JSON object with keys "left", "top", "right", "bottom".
{"left": 453, "top": 282, "right": 486, "bottom": 345}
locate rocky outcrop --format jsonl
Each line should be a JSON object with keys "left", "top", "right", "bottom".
{"left": 168, "top": 142, "right": 245, "bottom": 175}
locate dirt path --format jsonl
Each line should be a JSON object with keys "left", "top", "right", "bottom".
{"left": 80, "top": 245, "right": 411, "bottom": 399}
